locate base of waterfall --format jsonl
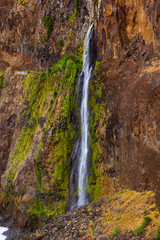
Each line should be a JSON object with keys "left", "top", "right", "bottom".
{"left": 0, "top": 215, "right": 21, "bottom": 240}
{"left": 0, "top": 227, "right": 8, "bottom": 240}
{"left": 0, "top": 226, "right": 21, "bottom": 240}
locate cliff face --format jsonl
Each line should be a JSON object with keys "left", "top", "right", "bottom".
{"left": 96, "top": 0, "right": 160, "bottom": 61}
{"left": 0, "top": 0, "right": 91, "bottom": 70}
{"left": 0, "top": 0, "right": 160, "bottom": 232}
{"left": 94, "top": 0, "right": 160, "bottom": 206}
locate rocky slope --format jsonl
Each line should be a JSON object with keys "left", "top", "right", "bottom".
{"left": 0, "top": 0, "right": 160, "bottom": 235}
{"left": 20, "top": 190, "right": 160, "bottom": 240}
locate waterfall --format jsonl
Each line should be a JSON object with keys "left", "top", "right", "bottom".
{"left": 68, "top": 23, "right": 95, "bottom": 210}
{"left": 77, "top": 23, "right": 94, "bottom": 207}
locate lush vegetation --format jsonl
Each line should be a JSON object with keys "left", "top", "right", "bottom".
{"left": 0, "top": 72, "right": 4, "bottom": 97}
{"left": 88, "top": 61, "right": 104, "bottom": 201}
{"left": 74, "top": 0, "right": 79, "bottom": 15}
{"left": 0, "top": 72, "right": 4, "bottom": 88}
{"left": 41, "top": 16, "right": 54, "bottom": 43}
{"left": 1, "top": 54, "right": 82, "bottom": 224}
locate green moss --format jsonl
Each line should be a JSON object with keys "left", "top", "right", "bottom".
{"left": 26, "top": 54, "right": 82, "bottom": 223}
{"left": 27, "top": 197, "right": 56, "bottom": 225}
{"left": 76, "top": 41, "right": 84, "bottom": 58}
{"left": 2, "top": 54, "right": 82, "bottom": 225}
{"left": 92, "top": 230, "right": 98, "bottom": 234}
{"left": 39, "top": 72, "right": 47, "bottom": 81}
{"left": 5, "top": 126, "right": 35, "bottom": 185}
{"left": 67, "top": 12, "right": 76, "bottom": 25}
{"left": 94, "top": 61, "right": 100, "bottom": 75}
{"left": 41, "top": 16, "right": 54, "bottom": 43}
{"left": 0, "top": 72, "right": 4, "bottom": 88}
{"left": 116, "top": 216, "right": 121, "bottom": 221}
{"left": 0, "top": 72, "right": 4, "bottom": 98}
{"left": 34, "top": 142, "right": 43, "bottom": 193}
{"left": 88, "top": 62, "right": 104, "bottom": 202}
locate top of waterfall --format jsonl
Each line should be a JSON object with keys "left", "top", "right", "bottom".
{"left": 83, "top": 23, "right": 94, "bottom": 71}
{"left": 84, "top": 23, "right": 94, "bottom": 50}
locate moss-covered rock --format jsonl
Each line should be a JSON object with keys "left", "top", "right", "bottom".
{"left": 0, "top": 55, "right": 82, "bottom": 228}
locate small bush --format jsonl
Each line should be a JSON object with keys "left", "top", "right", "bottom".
{"left": 74, "top": 0, "right": 79, "bottom": 15}
{"left": 55, "top": 39, "right": 63, "bottom": 49}
{"left": 92, "top": 230, "right": 98, "bottom": 235}
{"left": 50, "top": 99, "right": 54, "bottom": 105}
{"left": 135, "top": 217, "right": 152, "bottom": 234}
{"left": 42, "top": 16, "right": 54, "bottom": 43}
{"left": 110, "top": 226, "right": 120, "bottom": 237}
{"left": 53, "top": 90, "right": 58, "bottom": 98}
{"left": 154, "top": 226, "right": 160, "bottom": 239}
{"left": 67, "top": 13, "right": 76, "bottom": 25}
{"left": 0, "top": 72, "right": 4, "bottom": 88}
{"left": 39, "top": 72, "right": 47, "bottom": 81}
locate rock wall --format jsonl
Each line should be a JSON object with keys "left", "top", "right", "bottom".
{"left": 96, "top": 0, "right": 160, "bottom": 62}
{"left": 93, "top": 0, "right": 160, "bottom": 207}
{"left": 0, "top": 0, "right": 90, "bottom": 70}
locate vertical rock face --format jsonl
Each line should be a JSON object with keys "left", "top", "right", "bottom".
{"left": 91, "top": 0, "right": 160, "bottom": 207}
{"left": 0, "top": 0, "right": 160, "bottom": 229}
{"left": 96, "top": 0, "right": 160, "bottom": 62}
{"left": 0, "top": 0, "right": 91, "bottom": 70}
{"left": 0, "top": 68, "right": 23, "bottom": 186}
{"left": 98, "top": 60, "right": 160, "bottom": 206}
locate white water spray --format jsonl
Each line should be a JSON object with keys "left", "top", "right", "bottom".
{"left": 0, "top": 227, "right": 8, "bottom": 240}
{"left": 77, "top": 23, "right": 94, "bottom": 207}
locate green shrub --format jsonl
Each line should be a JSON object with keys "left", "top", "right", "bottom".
{"left": 64, "top": 95, "right": 70, "bottom": 118}
{"left": 55, "top": 39, "right": 63, "bottom": 49}
{"left": 50, "top": 99, "right": 54, "bottom": 105}
{"left": 41, "top": 16, "right": 54, "bottom": 43}
{"left": 135, "top": 217, "right": 152, "bottom": 234}
{"left": 154, "top": 226, "right": 160, "bottom": 239}
{"left": 110, "top": 226, "right": 120, "bottom": 237}
{"left": 39, "top": 72, "right": 47, "bottom": 81}
{"left": 74, "top": 0, "right": 79, "bottom": 15}
{"left": 0, "top": 72, "right": 4, "bottom": 88}
{"left": 67, "top": 13, "right": 76, "bottom": 25}
{"left": 53, "top": 90, "right": 58, "bottom": 98}
{"left": 92, "top": 230, "right": 98, "bottom": 235}
{"left": 88, "top": 62, "right": 104, "bottom": 202}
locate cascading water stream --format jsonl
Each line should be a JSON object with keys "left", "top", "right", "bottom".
{"left": 68, "top": 23, "right": 95, "bottom": 210}
{"left": 77, "top": 23, "right": 94, "bottom": 207}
